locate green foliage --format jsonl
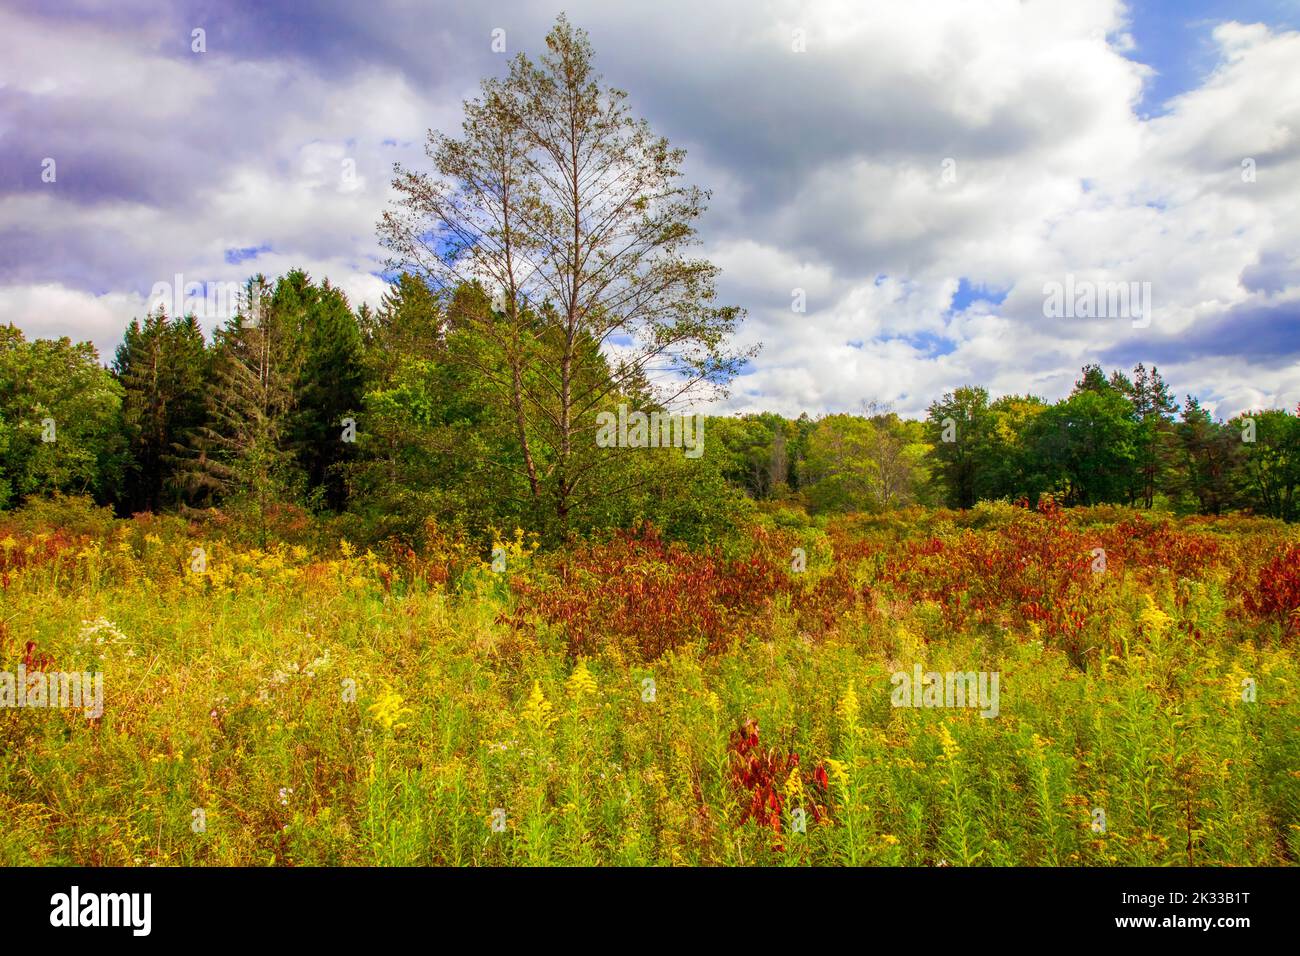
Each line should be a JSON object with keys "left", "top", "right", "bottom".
{"left": 0, "top": 325, "right": 125, "bottom": 506}
{"left": 1231, "top": 408, "right": 1300, "bottom": 521}
{"left": 114, "top": 310, "right": 210, "bottom": 512}
{"left": 1169, "top": 397, "right": 1243, "bottom": 516}
{"left": 710, "top": 412, "right": 800, "bottom": 498}
{"left": 378, "top": 16, "right": 754, "bottom": 535}
{"left": 179, "top": 277, "right": 302, "bottom": 543}
{"left": 926, "top": 386, "right": 993, "bottom": 508}
{"left": 287, "top": 278, "right": 365, "bottom": 510}
{"left": 800, "top": 414, "right": 882, "bottom": 513}
{"left": 1028, "top": 376, "right": 1138, "bottom": 505}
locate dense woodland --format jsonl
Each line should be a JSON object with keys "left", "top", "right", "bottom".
{"left": 2, "top": 285, "right": 1296, "bottom": 546}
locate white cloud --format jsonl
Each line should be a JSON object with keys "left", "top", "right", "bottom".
{"left": 1, "top": 0, "right": 1297, "bottom": 424}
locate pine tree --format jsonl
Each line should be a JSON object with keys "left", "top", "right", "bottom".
{"left": 1114, "top": 363, "right": 1178, "bottom": 508}
{"left": 1171, "top": 398, "right": 1240, "bottom": 515}
{"left": 363, "top": 273, "right": 445, "bottom": 384}
{"left": 176, "top": 277, "right": 299, "bottom": 542}
{"left": 291, "top": 279, "right": 365, "bottom": 510}
{"left": 114, "top": 308, "right": 209, "bottom": 512}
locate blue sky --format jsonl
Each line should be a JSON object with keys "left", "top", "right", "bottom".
{"left": 1, "top": 0, "right": 1297, "bottom": 420}
{"left": 1125, "top": 0, "right": 1300, "bottom": 113}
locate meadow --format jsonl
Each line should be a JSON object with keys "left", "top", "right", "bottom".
{"left": 0, "top": 496, "right": 1296, "bottom": 866}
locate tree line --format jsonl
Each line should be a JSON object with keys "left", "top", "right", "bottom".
{"left": 0, "top": 268, "right": 744, "bottom": 547}
{"left": 2, "top": 16, "right": 1295, "bottom": 539}
{"left": 706, "top": 368, "right": 1298, "bottom": 522}
{"left": 4, "top": 295, "right": 1296, "bottom": 542}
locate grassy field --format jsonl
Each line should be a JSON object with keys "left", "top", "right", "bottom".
{"left": 1, "top": 498, "right": 1296, "bottom": 866}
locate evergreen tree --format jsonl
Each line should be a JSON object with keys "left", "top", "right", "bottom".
{"left": 113, "top": 309, "right": 209, "bottom": 512}
{"left": 176, "top": 277, "right": 299, "bottom": 541}
{"left": 1113, "top": 363, "right": 1177, "bottom": 508}
{"left": 290, "top": 279, "right": 365, "bottom": 510}
{"left": 1170, "top": 398, "right": 1241, "bottom": 515}
{"left": 362, "top": 272, "right": 445, "bottom": 383}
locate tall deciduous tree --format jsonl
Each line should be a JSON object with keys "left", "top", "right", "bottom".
{"left": 379, "top": 14, "right": 753, "bottom": 535}
{"left": 1232, "top": 408, "right": 1299, "bottom": 521}
{"left": 926, "top": 386, "right": 993, "bottom": 508}
{"left": 0, "top": 325, "right": 125, "bottom": 507}
{"left": 800, "top": 415, "right": 882, "bottom": 513}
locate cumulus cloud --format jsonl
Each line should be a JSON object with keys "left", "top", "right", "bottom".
{"left": 0, "top": 0, "right": 1296, "bottom": 420}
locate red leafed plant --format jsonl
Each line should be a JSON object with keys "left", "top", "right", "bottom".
{"left": 1244, "top": 543, "right": 1300, "bottom": 639}
{"left": 23, "top": 641, "right": 54, "bottom": 671}
{"left": 727, "top": 718, "right": 829, "bottom": 845}
{"left": 513, "top": 523, "right": 788, "bottom": 660}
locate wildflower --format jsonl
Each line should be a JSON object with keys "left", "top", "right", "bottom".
{"left": 825, "top": 757, "right": 850, "bottom": 790}
{"left": 78, "top": 617, "right": 127, "bottom": 646}
{"left": 522, "top": 680, "right": 557, "bottom": 731}
{"left": 1137, "top": 594, "right": 1172, "bottom": 637}
{"left": 937, "top": 722, "right": 961, "bottom": 762}
{"left": 566, "top": 658, "right": 598, "bottom": 701}
{"left": 783, "top": 765, "right": 805, "bottom": 803}
{"left": 340, "top": 538, "right": 355, "bottom": 558}
{"left": 368, "top": 691, "right": 411, "bottom": 733}
{"left": 303, "top": 651, "right": 330, "bottom": 678}
{"left": 837, "top": 683, "right": 860, "bottom": 728}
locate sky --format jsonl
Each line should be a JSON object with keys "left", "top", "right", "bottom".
{"left": 1, "top": 0, "right": 1298, "bottom": 420}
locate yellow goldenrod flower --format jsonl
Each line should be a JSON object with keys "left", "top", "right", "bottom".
{"left": 522, "top": 680, "right": 557, "bottom": 731}
{"left": 566, "top": 658, "right": 598, "bottom": 700}
{"left": 367, "top": 691, "right": 411, "bottom": 733}
{"left": 837, "top": 683, "right": 860, "bottom": 727}
{"left": 1138, "top": 594, "right": 1172, "bottom": 637}
{"left": 825, "top": 757, "right": 850, "bottom": 790}
{"left": 784, "top": 765, "right": 804, "bottom": 803}
{"left": 937, "top": 722, "right": 961, "bottom": 762}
